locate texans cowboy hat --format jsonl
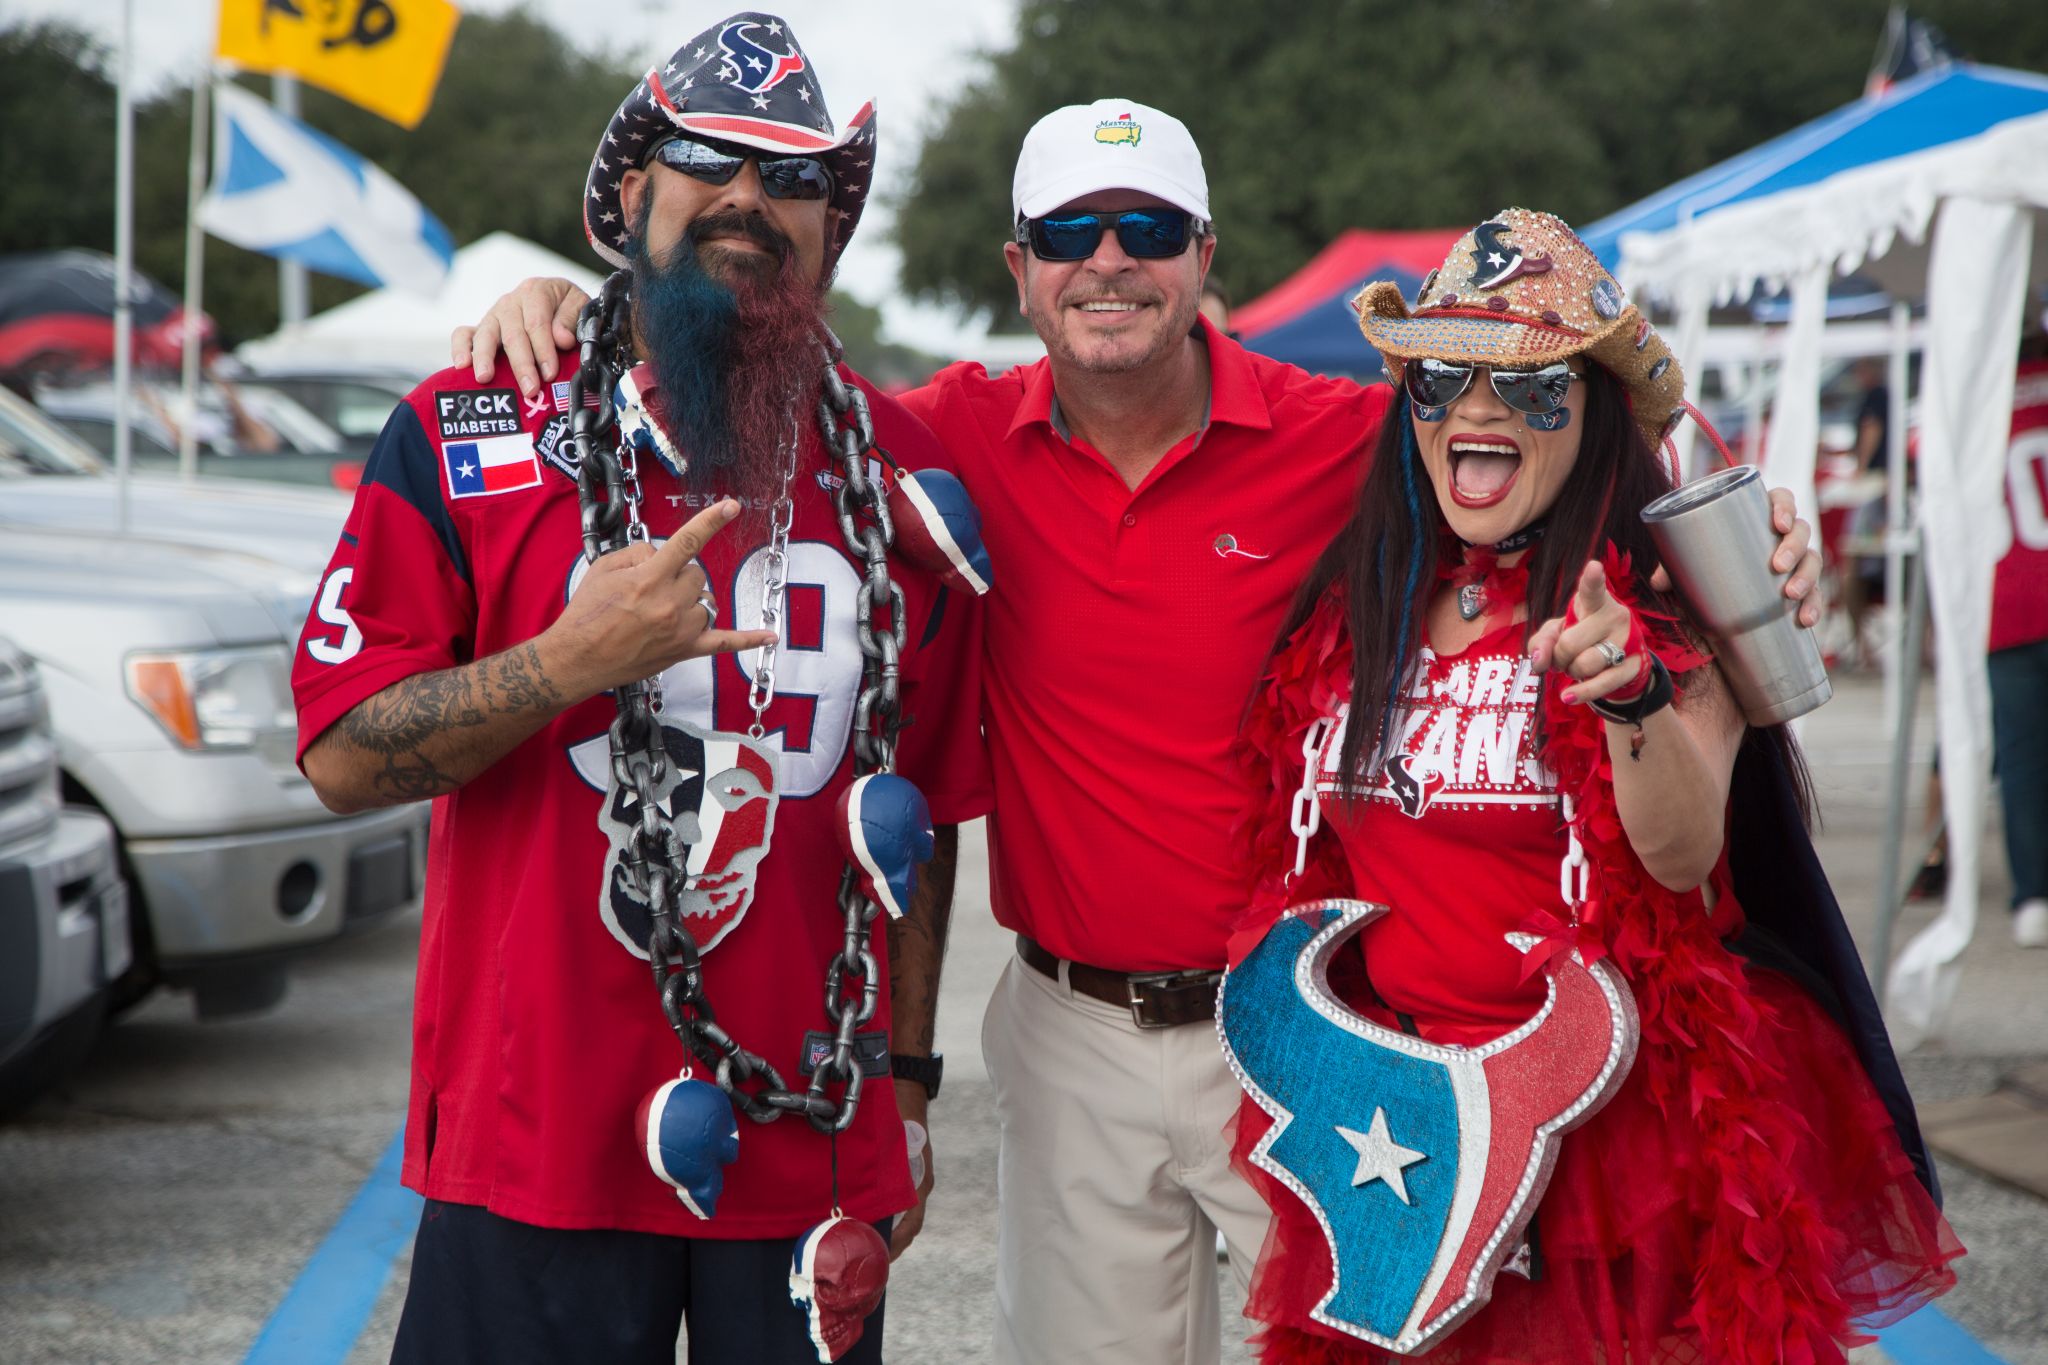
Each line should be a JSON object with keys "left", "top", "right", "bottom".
{"left": 583, "top": 11, "right": 877, "bottom": 270}
{"left": 1355, "top": 208, "right": 1687, "bottom": 449}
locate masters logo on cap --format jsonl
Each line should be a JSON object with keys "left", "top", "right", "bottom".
{"left": 1095, "top": 112, "right": 1142, "bottom": 146}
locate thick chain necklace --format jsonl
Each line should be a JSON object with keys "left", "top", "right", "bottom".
{"left": 565, "top": 271, "right": 905, "bottom": 1135}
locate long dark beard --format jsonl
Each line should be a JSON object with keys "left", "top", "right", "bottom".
{"left": 629, "top": 204, "right": 826, "bottom": 531}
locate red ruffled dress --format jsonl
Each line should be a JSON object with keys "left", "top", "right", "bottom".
{"left": 1228, "top": 578, "right": 1960, "bottom": 1365}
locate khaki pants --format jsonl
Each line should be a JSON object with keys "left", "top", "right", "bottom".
{"left": 981, "top": 954, "right": 1271, "bottom": 1365}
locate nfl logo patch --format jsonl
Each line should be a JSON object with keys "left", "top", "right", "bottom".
{"left": 444, "top": 432, "right": 541, "bottom": 499}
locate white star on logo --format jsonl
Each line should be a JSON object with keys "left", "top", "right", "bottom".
{"left": 767, "top": 20, "right": 782, "bottom": 33}
{"left": 1335, "top": 1108, "right": 1427, "bottom": 1205}
{"left": 797, "top": 86, "right": 811, "bottom": 102}
{"left": 457, "top": 460, "right": 478, "bottom": 478}
{"left": 750, "top": 93, "right": 770, "bottom": 110}
{"left": 747, "top": 55, "right": 765, "bottom": 72}
{"left": 681, "top": 77, "right": 694, "bottom": 90}
{"left": 1486, "top": 251, "right": 1506, "bottom": 268}
{"left": 665, "top": 62, "right": 677, "bottom": 76}
{"left": 600, "top": 210, "right": 617, "bottom": 223}
{"left": 694, "top": 46, "right": 708, "bottom": 59}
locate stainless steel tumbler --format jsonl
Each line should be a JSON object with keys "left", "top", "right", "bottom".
{"left": 1640, "top": 464, "right": 1832, "bottom": 725}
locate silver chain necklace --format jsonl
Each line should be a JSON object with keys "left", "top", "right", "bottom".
{"left": 566, "top": 272, "right": 905, "bottom": 1135}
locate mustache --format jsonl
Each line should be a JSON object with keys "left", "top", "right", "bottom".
{"left": 685, "top": 208, "right": 794, "bottom": 265}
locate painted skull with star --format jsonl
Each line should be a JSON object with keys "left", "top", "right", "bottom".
{"left": 595, "top": 717, "right": 780, "bottom": 957}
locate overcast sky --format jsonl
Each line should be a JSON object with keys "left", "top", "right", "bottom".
{"left": 9, "top": 0, "right": 1023, "bottom": 353}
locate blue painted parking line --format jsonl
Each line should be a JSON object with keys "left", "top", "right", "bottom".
{"left": 244, "top": 1124, "right": 420, "bottom": 1365}
{"left": 1874, "top": 1303, "right": 2008, "bottom": 1365}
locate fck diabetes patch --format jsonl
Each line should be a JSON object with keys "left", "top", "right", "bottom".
{"left": 435, "top": 388, "right": 523, "bottom": 440}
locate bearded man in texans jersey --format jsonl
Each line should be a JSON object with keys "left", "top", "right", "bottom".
{"left": 291, "top": 14, "right": 990, "bottom": 1364}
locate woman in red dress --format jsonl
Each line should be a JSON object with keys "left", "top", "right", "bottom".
{"left": 1229, "top": 209, "right": 1960, "bottom": 1364}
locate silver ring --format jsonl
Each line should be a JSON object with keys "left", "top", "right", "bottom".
{"left": 1594, "top": 640, "right": 1627, "bottom": 670}
{"left": 697, "top": 591, "right": 718, "bottom": 625}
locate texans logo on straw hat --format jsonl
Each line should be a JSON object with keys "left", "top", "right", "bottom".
{"left": 1354, "top": 208, "right": 1687, "bottom": 448}
{"left": 583, "top": 12, "right": 877, "bottom": 270}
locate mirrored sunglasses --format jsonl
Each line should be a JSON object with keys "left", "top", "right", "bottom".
{"left": 652, "top": 137, "right": 835, "bottom": 201}
{"left": 1403, "top": 359, "right": 1581, "bottom": 416}
{"left": 1015, "top": 208, "right": 1205, "bottom": 262}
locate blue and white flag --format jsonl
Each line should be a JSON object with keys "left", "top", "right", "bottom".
{"left": 199, "top": 82, "right": 454, "bottom": 295}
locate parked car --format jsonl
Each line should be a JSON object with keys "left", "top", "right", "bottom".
{"left": 238, "top": 368, "right": 414, "bottom": 460}
{"left": 0, "top": 636, "right": 128, "bottom": 1113}
{"left": 0, "top": 384, "right": 425, "bottom": 1022}
{"left": 34, "top": 378, "right": 363, "bottom": 490}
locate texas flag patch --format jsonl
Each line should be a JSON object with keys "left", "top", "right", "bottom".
{"left": 444, "top": 432, "right": 541, "bottom": 499}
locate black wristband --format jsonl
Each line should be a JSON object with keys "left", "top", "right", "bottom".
{"left": 891, "top": 1051, "right": 943, "bottom": 1100}
{"left": 1589, "top": 653, "right": 1673, "bottom": 727}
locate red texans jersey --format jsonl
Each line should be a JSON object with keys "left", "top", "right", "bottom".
{"left": 1992, "top": 357, "right": 2048, "bottom": 653}
{"left": 292, "top": 355, "right": 990, "bottom": 1238}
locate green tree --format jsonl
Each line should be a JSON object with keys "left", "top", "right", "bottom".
{"left": 0, "top": 24, "right": 118, "bottom": 259}
{"left": 894, "top": 0, "right": 2048, "bottom": 330}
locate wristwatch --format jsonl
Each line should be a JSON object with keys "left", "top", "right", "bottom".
{"left": 890, "top": 1051, "right": 943, "bottom": 1100}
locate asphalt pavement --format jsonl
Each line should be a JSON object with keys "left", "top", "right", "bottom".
{"left": 1, "top": 669, "right": 2043, "bottom": 1364}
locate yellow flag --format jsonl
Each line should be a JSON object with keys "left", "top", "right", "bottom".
{"left": 215, "top": 0, "right": 462, "bottom": 130}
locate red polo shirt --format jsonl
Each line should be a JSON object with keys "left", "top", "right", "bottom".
{"left": 903, "top": 320, "right": 1390, "bottom": 970}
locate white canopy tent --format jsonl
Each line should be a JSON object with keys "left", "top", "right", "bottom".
{"left": 1592, "top": 64, "right": 2048, "bottom": 1045}
{"left": 236, "top": 231, "right": 604, "bottom": 380}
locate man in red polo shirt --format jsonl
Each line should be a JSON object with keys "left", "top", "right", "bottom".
{"left": 459, "top": 98, "right": 1823, "bottom": 1365}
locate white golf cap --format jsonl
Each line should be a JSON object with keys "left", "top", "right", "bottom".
{"left": 1011, "top": 98, "right": 1210, "bottom": 223}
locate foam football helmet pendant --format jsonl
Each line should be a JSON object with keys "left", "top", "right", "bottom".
{"left": 789, "top": 1215, "right": 890, "bottom": 1362}
{"left": 886, "top": 468, "right": 992, "bottom": 596}
{"left": 634, "top": 1072, "right": 740, "bottom": 1219}
{"left": 834, "top": 773, "right": 934, "bottom": 920}
{"left": 613, "top": 364, "right": 685, "bottom": 476}
{"left": 1218, "top": 900, "right": 1638, "bottom": 1355}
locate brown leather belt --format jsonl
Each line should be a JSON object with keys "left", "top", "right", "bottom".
{"left": 1016, "top": 934, "right": 1222, "bottom": 1029}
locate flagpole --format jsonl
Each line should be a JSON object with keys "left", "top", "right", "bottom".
{"left": 112, "top": 0, "right": 135, "bottom": 533}
{"left": 273, "top": 72, "right": 308, "bottom": 327}
{"left": 177, "top": 74, "right": 211, "bottom": 484}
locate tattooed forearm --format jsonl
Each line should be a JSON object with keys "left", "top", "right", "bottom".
{"left": 888, "top": 825, "right": 959, "bottom": 1058}
{"left": 308, "top": 640, "right": 570, "bottom": 809}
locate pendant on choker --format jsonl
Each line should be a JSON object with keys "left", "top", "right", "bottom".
{"left": 1458, "top": 582, "right": 1487, "bottom": 621}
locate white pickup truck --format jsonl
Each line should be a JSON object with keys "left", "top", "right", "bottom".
{"left": 0, "top": 385, "right": 424, "bottom": 1038}
{"left": 0, "top": 635, "right": 127, "bottom": 1112}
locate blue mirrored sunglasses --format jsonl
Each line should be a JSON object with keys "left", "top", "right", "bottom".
{"left": 1014, "top": 208, "right": 1206, "bottom": 262}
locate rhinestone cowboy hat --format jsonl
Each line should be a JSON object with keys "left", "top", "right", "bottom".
{"left": 583, "top": 11, "right": 877, "bottom": 271}
{"left": 1355, "top": 208, "right": 1687, "bottom": 448}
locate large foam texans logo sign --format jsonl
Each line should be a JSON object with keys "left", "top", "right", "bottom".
{"left": 1217, "top": 900, "right": 1638, "bottom": 1355}
{"left": 580, "top": 716, "right": 781, "bottom": 958}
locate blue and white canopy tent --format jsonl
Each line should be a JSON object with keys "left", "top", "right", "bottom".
{"left": 1580, "top": 63, "right": 2048, "bottom": 1044}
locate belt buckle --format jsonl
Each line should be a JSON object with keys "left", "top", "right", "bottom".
{"left": 1124, "top": 968, "right": 1218, "bottom": 1029}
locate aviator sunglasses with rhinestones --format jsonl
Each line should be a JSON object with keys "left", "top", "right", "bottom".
{"left": 651, "top": 136, "right": 835, "bottom": 201}
{"left": 1403, "top": 359, "right": 1582, "bottom": 416}
{"left": 1015, "top": 208, "right": 1207, "bottom": 262}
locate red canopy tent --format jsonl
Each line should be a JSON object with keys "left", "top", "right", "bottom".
{"left": 1234, "top": 227, "right": 1463, "bottom": 378}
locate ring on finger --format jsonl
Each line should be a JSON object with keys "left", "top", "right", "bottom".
{"left": 698, "top": 591, "right": 718, "bottom": 625}
{"left": 1594, "top": 639, "right": 1627, "bottom": 670}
